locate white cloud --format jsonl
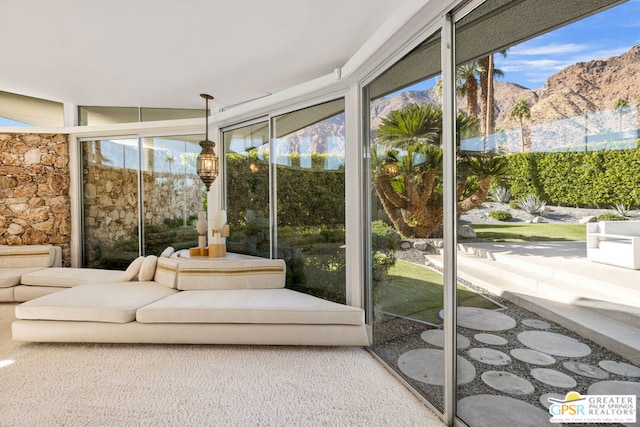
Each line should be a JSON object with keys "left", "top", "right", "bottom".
{"left": 509, "top": 43, "right": 590, "bottom": 56}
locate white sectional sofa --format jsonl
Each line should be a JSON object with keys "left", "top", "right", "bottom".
{"left": 12, "top": 253, "right": 370, "bottom": 346}
{"left": 586, "top": 220, "right": 640, "bottom": 269}
{"left": 0, "top": 245, "right": 62, "bottom": 302}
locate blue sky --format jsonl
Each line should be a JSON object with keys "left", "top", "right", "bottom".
{"left": 404, "top": 0, "right": 640, "bottom": 94}
{"left": 496, "top": 0, "right": 640, "bottom": 89}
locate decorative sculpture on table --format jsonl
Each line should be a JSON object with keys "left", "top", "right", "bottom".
{"left": 209, "top": 209, "right": 229, "bottom": 258}
{"left": 190, "top": 210, "right": 210, "bottom": 256}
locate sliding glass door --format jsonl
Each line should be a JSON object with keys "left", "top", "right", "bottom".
{"left": 81, "top": 135, "right": 204, "bottom": 268}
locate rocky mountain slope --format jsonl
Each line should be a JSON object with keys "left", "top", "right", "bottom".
{"left": 298, "top": 44, "right": 640, "bottom": 152}
{"left": 375, "top": 44, "right": 640, "bottom": 134}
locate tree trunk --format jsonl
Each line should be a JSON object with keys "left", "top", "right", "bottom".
{"left": 457, "top": 177, "right": 493, "bottom": 213}
{"left": 467, "top": 75, "right": 479, "bottom": 117}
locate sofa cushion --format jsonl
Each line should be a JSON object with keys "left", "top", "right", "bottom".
{"left": 136, "top": 289, "right": 364, "bottom": 325}
{"left": 138, "top": 256, "right": 157, "bottom": 281}
{"left": 154, "top": 257, "right": 178, "bottom": 289}
{"left": 0, "top": 245, "right": 54, "bottom": 268}
{"left": 175, "top": 258, "right": 286, "bottom": 290}
{"left": 160, "top": 246, "right": 175, "bottom": 258}
{"left": 20, "top": 267, "right": 129, "bottom": 288}
{"left": 15, "top": 282, "right": 178, "bottom": 323}
{"left": 0, "top": 267, "right": 46, "bottom": 288}
{"left": 122, "top": 256, "right": 145, "bottom": 281}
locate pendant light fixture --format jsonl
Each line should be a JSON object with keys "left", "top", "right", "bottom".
{"left": 196, "top": 93, "right": 219, "bottom": 191}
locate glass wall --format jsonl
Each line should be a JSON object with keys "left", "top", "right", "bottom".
{"left": 223, "top": 120, "right": 271, "bottom": 258}
{"left": 362, "top": 0, "right": 640, "bottom": 424}
{"left": 273, "top": 99, "right": 347, "bottom": 303}
{"left": 82, "top": 135, "right": 204, "bottom": 268}
{"left": 79, "top": 106, "right": 205, "bottom": 126}
{"left": 222, "top": 99, "right": 347, "bottom": 303}
{"left": 453, "top": 1, "right": 639, "bottom": 425}
{"left": 82, "top": 138, "right": 140, "bottom": 268}
{"left": 140, "top": 135, "right": 204, "bottom": 256}
{"left": 365, "top": 31, "right": 448, "bottom": 412}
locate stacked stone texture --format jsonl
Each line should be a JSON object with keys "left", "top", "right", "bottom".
{"left": 0, "top": 133, "right": 71, "bottom": 266}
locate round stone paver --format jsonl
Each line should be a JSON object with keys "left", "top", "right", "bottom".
{"left": 531, "top": 368, "right": 577, "bottom": 388}
{"left": 481, "top": 371, "right": 535, "bottom": 395}
{"left": 517, "top": 330, "right": 591, "bottom": 357}
{"left": 397, "top": 349, "right": 476, "bottom": 386}
{"left": 475, "top": 333, "right": 508, "bottom": 346}
{"left": 439, "top": 307, "right": 516, "bottom": 332}
{"left": 563, "top": 361, "right": 609, "bottom": 379}
{"left": 522, "top": 318, "right": 551, "bottom": 329}
{"left": 540, "top": 393, "right": 565, "bottom": 409}
{"left": 510, "top": 348, "right": 556, "bottom": 366}
{"left": 458, "top": 395, "right": 551, "bottom": 427}
{"left": 421, "top": 330, "right": 470, "bottom": 349}
{"left": 598, "top": 360, "right": 640, "bottom": 377}
{"left": 588, "top": 380, "right": 640, "bottom": 397}
{"left": 467, "top": 348, "right": 511, "bottom": 366}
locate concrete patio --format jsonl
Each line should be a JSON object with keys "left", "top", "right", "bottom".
{"left": 426, "top": 241, "right": 640, "bottom": 364}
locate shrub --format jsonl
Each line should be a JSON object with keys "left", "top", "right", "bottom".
{"left": 597, "top": 213, "right": 627, "bottom": 221}
{"left": 517, "top": 194, "right": 546, "bottom": 216}
{"left": 613, "top": 203, "right": 630, "bottom": 217}
{"left": 490, "top": 210, "right": 512, "bottom": 221}
{"left": 506, "top": 150, "right": 640, "bottom": 208}
{"left": 509, "top": 200, "right": 519, "bottom": 210}
{"left": 490, "top": 186, "right": 511, "bottom": 203}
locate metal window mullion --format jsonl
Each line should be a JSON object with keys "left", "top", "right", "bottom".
{"left": 441, "top": 13, "right": 458, "bottom": 426}
{"left": 269, "top": 117, "right": 277, "bottom": 259}
{"left": 137, "top": 137, "right": 145, "bottom": 256}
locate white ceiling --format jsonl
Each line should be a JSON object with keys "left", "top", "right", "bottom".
{"left": 2, "top": 0, "right": 413, "bottom": 111}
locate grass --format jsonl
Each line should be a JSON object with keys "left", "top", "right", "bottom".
{"left": 377, "top": 260, "right": 499, "bottom": 324}
{"left": 469, "top": 223, "right": 586, "bottom": 242}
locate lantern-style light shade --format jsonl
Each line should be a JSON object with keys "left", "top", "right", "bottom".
{"left": 197, "top": 94, "right": 219, "bottom": 191}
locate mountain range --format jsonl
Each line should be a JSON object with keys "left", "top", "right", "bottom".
{"left": 371, "top": 44, "right": 640, "bottom": 135}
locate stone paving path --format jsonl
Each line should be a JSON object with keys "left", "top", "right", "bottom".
{"left": 397, "top": 306, "right": 640, "bottom": 427}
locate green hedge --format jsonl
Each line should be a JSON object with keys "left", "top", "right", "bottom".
{"left": 506, "top": 149, "right": 640, "bottom": 208}
{"left": 226, "top": 153, "right": 345, "bottom": 228}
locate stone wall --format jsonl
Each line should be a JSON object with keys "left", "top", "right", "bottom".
{"left": 0, "top": 133, "right": 71, "bottom": 266}
{"left": 83, "top": 157, "right": 203, "bottom": 266}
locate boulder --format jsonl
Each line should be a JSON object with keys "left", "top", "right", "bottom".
{"left": 458, "top": 225, "right": 476, "bottom": 239}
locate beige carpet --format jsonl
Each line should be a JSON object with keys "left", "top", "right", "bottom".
{"left": 0, "top": 303, "right": 443, "bottom": 426}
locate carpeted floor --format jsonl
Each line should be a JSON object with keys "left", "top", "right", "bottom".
{"left": 0, "top": 303, "right": 443, "bottom": 427}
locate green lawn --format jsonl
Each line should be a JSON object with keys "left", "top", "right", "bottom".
{"left": 378, "top": 260, "right": 499, "bottom": 324}
{"left": 469, "top": 223, "right": 586, "bottom": 242}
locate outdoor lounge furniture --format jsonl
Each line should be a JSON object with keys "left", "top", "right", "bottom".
{"left": 586, "top": 220, "right": 640, "bottom": 269}
{"left": 0, "top": 245, "right": 62, "bottom": 302}
{"left": 12, "top": 253, "right": 370, "bottom": 346}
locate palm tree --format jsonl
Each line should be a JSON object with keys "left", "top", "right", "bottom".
{"left": 478, "top": 51, "right": 507, "bottom": 139}
{"left": 371, "top": 103, "right": 507, "bottom": 238}
{"left": 434, "top": 61, "right": 484, "bottom": 118}
{"left": 456, "top": 62, "right": 484, "bottom": 118}
{"left": 613, "top": 98, "right": 630, "bottom": 132}
{"left": 508, "top": 98, "right": 531, "bottom": 152}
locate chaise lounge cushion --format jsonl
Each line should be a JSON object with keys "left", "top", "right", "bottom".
{"left": 153, "top": 257, "right": 179, "bottom": 289}
{"left": 16, "top": 282, "right": 178, "bottom": 323}
{"left": 20, "top": 267, "right": 130, "bottom": 288}
{"left": 0, "top": 268, "right": 47, "bottom": 288}
{"left": 136, "top": 288, "right": 364, "bottom": 325}
{"left": 175, "top": 258, "right": 286, "bottom": 290}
